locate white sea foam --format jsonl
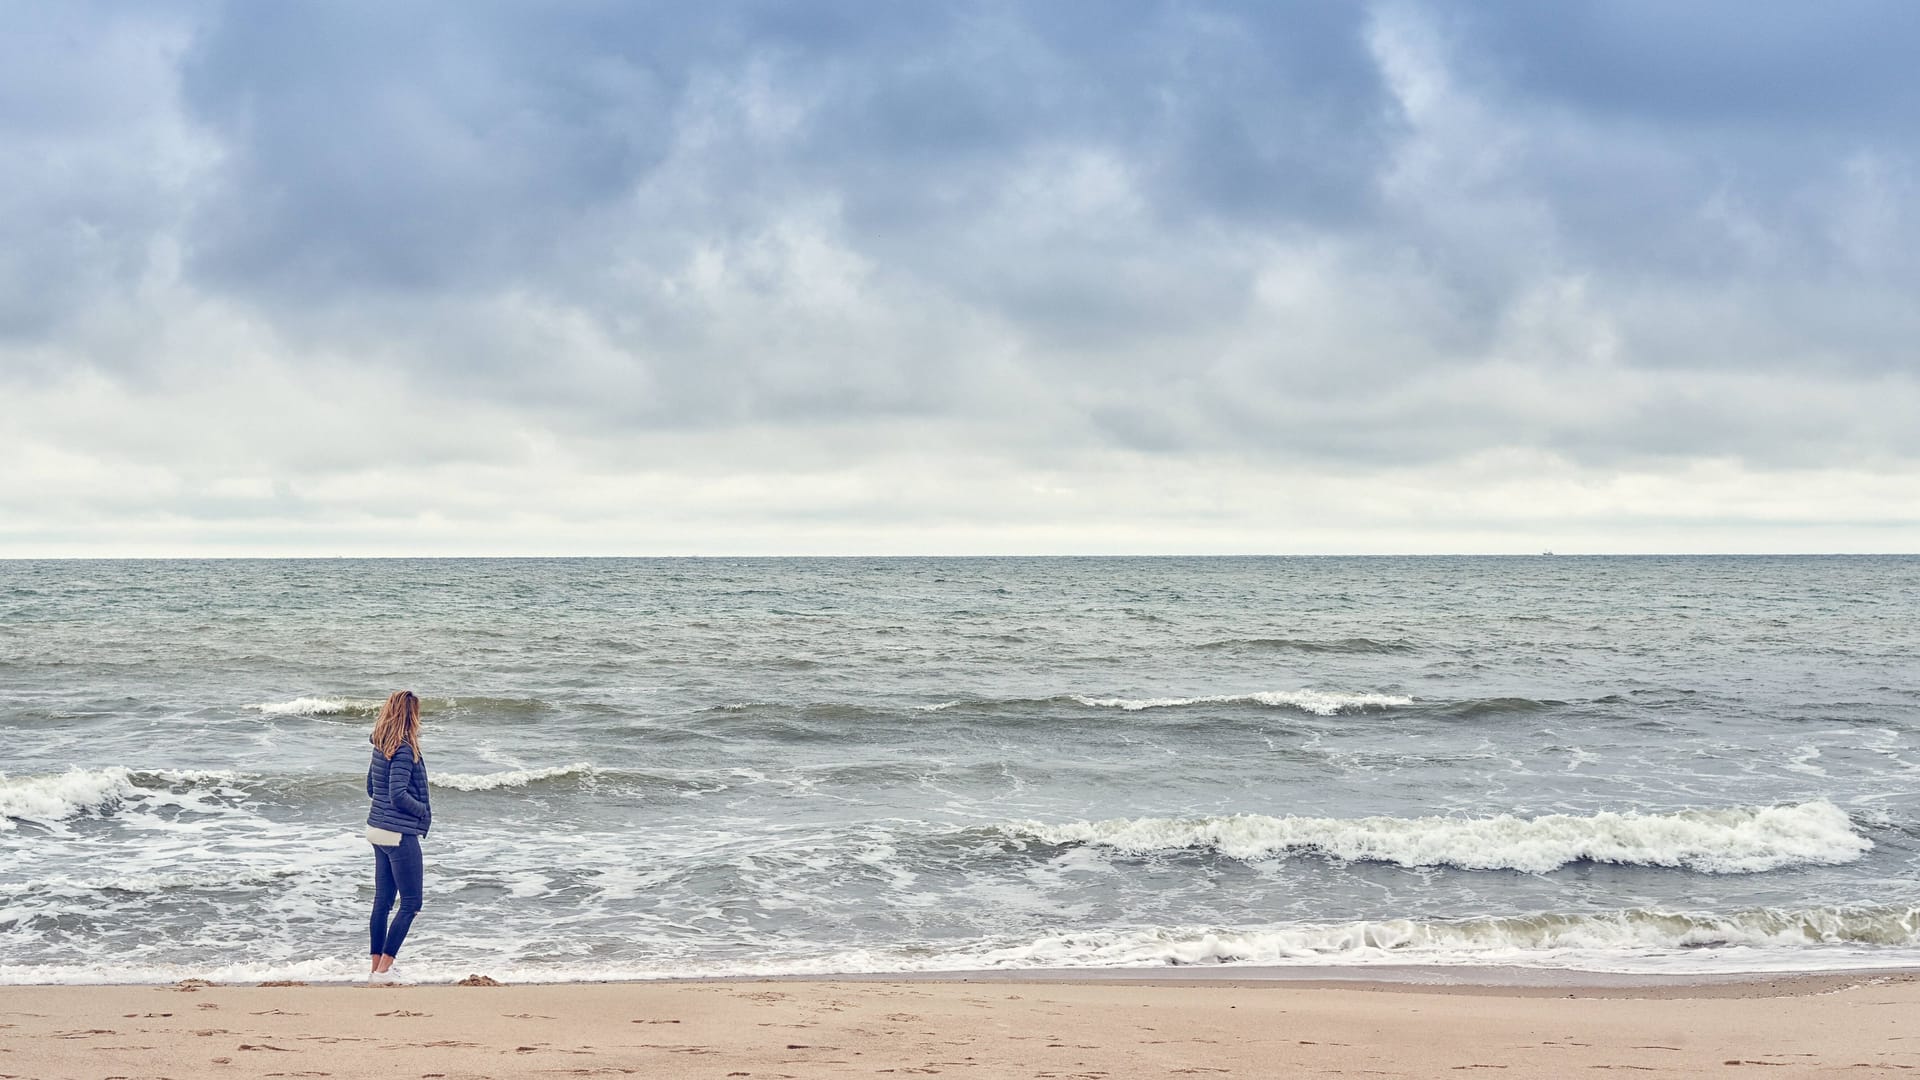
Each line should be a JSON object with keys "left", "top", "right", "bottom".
{"left": 956, "top": 905, "right": 1920, "bottom": 970}
{"left": 9, "top": 905, "right": 1914, "bottom": 985}
{"left": 1070, "top": 690, "right": 1414, "bottom": 715}
{"left": 2, "top": 865, "right": 312, "bottom": 898}
{"left": 249, "top": 696, "right": 379, "bottom": 716}
{"left": 1000, "top": 801, "right": 1870, "bottom": 874}
{"left": 0, "top": 768, "right": 141, "bottom": 829}
{"left": 0, "top": 767, "right": 253, "bottom": 830}
{"left": 431, "top": 763, "right": 596, "bottom": 791}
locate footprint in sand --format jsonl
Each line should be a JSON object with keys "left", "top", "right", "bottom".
{"left": 512, "top": 1046, "right": 603, "bottom": 1058}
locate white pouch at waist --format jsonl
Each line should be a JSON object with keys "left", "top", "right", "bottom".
{"left": 366, "top": 826, "right": 404, "bottom": 847}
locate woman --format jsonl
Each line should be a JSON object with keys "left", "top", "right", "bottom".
{"left": 366, "top": 690, "right": 431, "bottom": 983}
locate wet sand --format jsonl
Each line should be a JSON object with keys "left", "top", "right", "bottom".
{"left": 3, "top": 970, "right": 1916, "bottom": 1079}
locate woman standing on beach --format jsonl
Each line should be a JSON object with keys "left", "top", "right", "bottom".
{"left": 366, "top": 690, "right": 431, "bottom": 983}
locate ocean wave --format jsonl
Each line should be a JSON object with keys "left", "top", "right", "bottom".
{"left": 709, "top": 702, "right": 886, "bottom": 721}
{"left": 693, "top": 689, "right": 1422, "bottom": 730}
{"left": 699, "top": 690, "right": 1574, "bottom": 722}
{"left": 1069, "top": 690, "right": 1413, "bottom": 715}
{"left": 0, "top": 865, "right": 316, "bottom": 900}
{"left": 997, "top": 800, "right": 1870, "bottom": 874}
{"left": 11, "top": 904, "right": 1913, "bottom": 985}
{"left": 0, "top": 762, "right": 732, "bottom": 815}
{"left": 0, "top": 767, "right": 246, "bottom": 829}
{"left": 0, "top": 768, "right": 139, "bottom": 828}
{"left": 1436, "top": 696, "right": 1563, "bottom": 719}
{"left": 1196, "top": 637, "right": 1413, "bottom": 654}
{"left": 248, "top": 695, "right": 551, "bottom": 719}
{"left": 966, "top": 905, "right": 1920, "bottom": 969}
{"left": 431, "top": 763, "right": 596, "bottom": 792}
{"left": 249, "top": 696, "right": 379, "bottom": 717}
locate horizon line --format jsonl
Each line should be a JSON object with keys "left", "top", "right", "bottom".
{"left": 3, "top": 551, "right": 1917, "bottom": 561}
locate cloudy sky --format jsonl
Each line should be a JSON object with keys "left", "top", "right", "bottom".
{"left": 4, "top": 1, "right": 1917, "bottom": 556}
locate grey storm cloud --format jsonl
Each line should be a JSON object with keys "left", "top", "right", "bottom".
{"left": 1, "top": 0, "right": 1917, "bottom": 554}
{"left": 177, "top": 2, "right": 1394, "bottom": 292}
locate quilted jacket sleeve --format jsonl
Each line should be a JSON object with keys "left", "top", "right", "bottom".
{"left": 387, "top": 745, "right": 430, "bottom": 819}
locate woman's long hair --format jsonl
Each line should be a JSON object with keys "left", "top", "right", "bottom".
{"left": 372, "top": 690, "right": 422, "bottom": 762}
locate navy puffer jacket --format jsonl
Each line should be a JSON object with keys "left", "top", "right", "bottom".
{"left": 366, "top": 738, "right": 432, "bottom": 836}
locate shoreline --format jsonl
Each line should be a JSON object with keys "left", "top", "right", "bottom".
{"left": 10, "top": 961, "right": 1919, "bottom": 994}
{"left": 763, "top": 962, "right": 1920, "bottom": 993}
{"left": 6, "top": 969, "right": 1916, "bottom": 1079}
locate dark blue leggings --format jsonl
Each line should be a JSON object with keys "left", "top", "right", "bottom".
{"left": 370, "top": 834, "right": 424, "bottom": 957}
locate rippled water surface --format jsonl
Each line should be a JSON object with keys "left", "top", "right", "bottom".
{"left": 2, "top": 556, "right": 1918, "bottom": 982}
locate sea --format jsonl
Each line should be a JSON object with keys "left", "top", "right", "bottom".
{"left": 2, "top": 555, "right": 1917, "bottom": 985}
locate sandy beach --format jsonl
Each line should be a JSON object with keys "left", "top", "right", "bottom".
{"left": 4, "top": 971, "right": 1917, "bottom": 1080}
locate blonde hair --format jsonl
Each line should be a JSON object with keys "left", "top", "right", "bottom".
{"left": 372, "top": 690, "right": 422, "bottom": 761}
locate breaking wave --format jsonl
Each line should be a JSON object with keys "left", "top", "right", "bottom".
{"left": 1069, "top": 690, "right": 1414, "bottom": 715}
{"left": 431, "top": 764, "right": 596, "bottom": 792}
{"left": 16, "top": 904, "right": 1912, "bottom": 984}
{"left": 999, "top": 801, "right": 1870, "bottom": 874}
{"left": 956, "top": 905, "right": 1920, "bottom": 969}
{"left": 0, "top": 768, "right": 247, "bottom": 830}
{"left": 250, "top": 696, "right": 378, "bottom": 717}
{"left": 247, "top": 695, "right": 551, "bottom": 718}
